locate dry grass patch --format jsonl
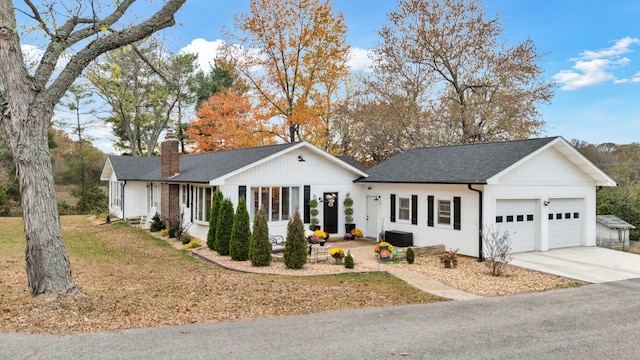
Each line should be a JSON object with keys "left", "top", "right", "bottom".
{"left": 0, "top": 216, "right": 443, "bottom": 335}
{"left": 389, "top": 254, "right": 586, "bottom": 296}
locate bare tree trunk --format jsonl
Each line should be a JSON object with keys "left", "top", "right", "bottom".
{"left": 18, "top": 114, "right": 78, "bottom": 296}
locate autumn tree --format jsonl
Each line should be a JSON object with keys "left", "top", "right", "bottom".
{"left": 185, "top": 89, "right": 273, "bottom": 152}
{"left": 352, "top": 0, "right": 554, "bottom": 153}
{"left": 224, "top": 0, "right": 350, "bottom": 147}
{"left": 0, "top": 0, "right": 186, "bottom": 297}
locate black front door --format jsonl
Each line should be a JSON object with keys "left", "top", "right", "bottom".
{"left": 323, "top": 192, "right": 339, "bottom": 233}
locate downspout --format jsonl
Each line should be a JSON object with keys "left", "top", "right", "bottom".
{"left": 468, "top": 184, "right": 483, "bottom": 262}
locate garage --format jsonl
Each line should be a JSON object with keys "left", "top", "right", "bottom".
{"left": 548, "top": 198, "right": 583, "bottom": 248}
{"left": 496, "top": 199, "right": 538, "bottom": 253}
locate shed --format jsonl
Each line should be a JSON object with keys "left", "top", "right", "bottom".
{"left": 596, "top": 215, "right": 636, "bottom": 248}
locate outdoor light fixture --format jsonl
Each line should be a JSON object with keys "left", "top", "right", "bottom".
{"left": 298, "top": 155, "right": 305, "bottom": 162}
{"left": 544, "top": 200, "right": 550, "bottom": 206}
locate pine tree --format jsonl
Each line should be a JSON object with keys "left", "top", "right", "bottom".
{"left": 230, "top": 197, "right": 251, "bottom": 261}
{"left": 284, "top": 210, "right": 307, "bottom": 269}
{"left": 207, "top": 189, "right": 223, "bottom": 250}
{"left": 214, "top": 198, "right": 234, "bottom": 256}
{"left": 249, "top": 207, "right": 272, "bottom": 266}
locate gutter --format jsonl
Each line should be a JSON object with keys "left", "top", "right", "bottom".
{"left": 467, "top": 184, "right": 483, "bottom": 262}
{"left": 121, "top": 181, "right": 127, "bottom": 219}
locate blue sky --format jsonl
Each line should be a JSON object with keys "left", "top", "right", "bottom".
{"left": 169, "top": 0, "right": 640, "bottom": 146}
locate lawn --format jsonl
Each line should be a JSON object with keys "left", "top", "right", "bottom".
{"left": 0, "top": 216, "right": 444, "bottom": 334}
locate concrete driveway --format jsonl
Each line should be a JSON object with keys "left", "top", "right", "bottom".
{"left": 511, "top": 246, "right": 640, "bottom": 283}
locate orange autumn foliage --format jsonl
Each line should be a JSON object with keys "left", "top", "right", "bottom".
{"left": 185, "top": 90, "right": 274, "bottom": 153}
{"left": 225, "top": 0, "right": 350, "bottom": 145}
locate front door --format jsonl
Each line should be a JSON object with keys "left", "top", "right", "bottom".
{"left": 323, "top": 192, "right": 339, "bottom": 233}
{"left": 366, "top": 196, "right": 378, "bottom": 238}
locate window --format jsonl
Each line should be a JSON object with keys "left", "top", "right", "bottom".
{"left": 194, "top": 186, "right": 212, "bottom": 223}
{"left": 251, "top": 186, "right": 300, "bottom": 222}
{"left": 110, "top": 181, "right": 123, "bottom": 207}
{"left": 496, "top": 216, "right": 503, "bottom": 223}
{"left": 527, "top": 214, "right": 534, "bottom": 221}
{"left": 565, "top": 212, "right": 571, "bottom": 219}
{"left": 573, "top": 212, "right": 580, "bottom": 219}
{"left": 517, "top": 215, "right": 524, "bottom": 222}
{"left": 399, "top": 197, "right": 410, "bottom": 221}
{"left": 438, "top": 200, "right": 451, "bottom": 225}
{"left": 181, "top": 184, "right": 188, "bottom": 205}
{"left": 556, "top": 213, "right": 562, "bottom": 219}
{"left": 506, "top": 215, "right": 514, "bottom": 222}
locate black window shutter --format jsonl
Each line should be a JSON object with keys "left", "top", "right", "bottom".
{"left": 390, "top": 194, "right": 396, "bottom": 223}
{"left": 411, "top": 195, "right": 418, "bottom": 225}
{"left": 303, "top": 185, "right": 311, "bottom": 223}
{"left": 427, "top": 195, "right": 434, "bottom": 227}
{"left": 189, "top": 185, "right": 194, "bottom": 222}
{"left": 453, "top": 196, "right": 461, "bottom": 230}
{"left": 238, "top": 186, "right": 246, "bottom": 201}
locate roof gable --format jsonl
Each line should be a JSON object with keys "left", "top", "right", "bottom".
{"left": 101, "top": 142, "right": 368, "bottom": 183}
{"left": 358, "top": 137, "right": 558, "bottom": 184}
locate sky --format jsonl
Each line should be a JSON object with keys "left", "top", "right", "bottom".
{"left": 53, "top": 0, "right": 640, "bottom": 152}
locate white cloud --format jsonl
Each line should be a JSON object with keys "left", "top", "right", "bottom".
{"left": 179, "top": 38, "right": 226, "bottom": 72}
{"left": 553, "top": 37, "right": 640, "bottom": 90}
{"left": 348, "top": 47, "right": 373, "bottom": 72}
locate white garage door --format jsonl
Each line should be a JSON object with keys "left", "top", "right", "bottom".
{"left": 496, "top": 200, "right": 537, "bottom": 253}
{"left": 548, "top": 198, "right": 583, "bottom": 248}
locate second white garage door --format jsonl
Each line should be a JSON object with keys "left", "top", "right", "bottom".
{"left": 496, "top": 199, "right": 537, "bottom": 253}
{"left": 548, "top": 198, "right": 583, "bottom": 248}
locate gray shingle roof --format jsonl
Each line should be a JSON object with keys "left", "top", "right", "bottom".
{"left": 596, "top": 215, "right": 636, "bottom": 229}
{"left": 357, "top": 137, "right": 559, "bottom": 184}
{"left": 107, "top": 142, "right": 301, "bottom": 183}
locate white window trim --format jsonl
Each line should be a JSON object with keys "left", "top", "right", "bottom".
{"left": 193, "top": 185, "right": 212, "bottom": 224}
{"left": 397, "top": 195, "right": 411, "bottom": 223}
{"left": 436, "top": 198, "right": 453, "bottom": 229}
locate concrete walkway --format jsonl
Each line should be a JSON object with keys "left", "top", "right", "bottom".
{"left": 511, "top": 246, "right": 640, "bottom": 283}
{"left": 326, "top": 239, "right": 482, "bottom": 301}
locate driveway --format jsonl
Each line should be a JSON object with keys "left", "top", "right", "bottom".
{"left": 510, "top": 246, "right": 640, "bottom": 283}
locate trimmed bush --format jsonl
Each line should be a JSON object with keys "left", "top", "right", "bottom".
{"left": 344, "top": 252, "right": 354, "bottom": 269}
{"left": 181, "top": 232, "right": 192, "bottom": 245}
{"left": 230, "top": 197, "right": 251, "bottom": 261}
{"left": 149, "top": 213, "right": 164, "bottom": 232}
{"left": 406, "top": 247, "right": 415, "bottom": 264}
{"left": 249, "top": 207, "right": 272, "bottom": 266}
{"left": 207, "top": 190, "right": 223, "bottom": 250}
{"left": 284, "top": 210, "right": 307, "bottom": 269}
{"left": 186, "top": 240, "right": 201, "bottom": 249}
{"left": 214, "top": 198, "right": 234, "bottom": 256}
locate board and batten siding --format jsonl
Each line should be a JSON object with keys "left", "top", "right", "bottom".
{"left": 484, "top": 146, "right": 598, "bottom": 251}
{"left": 184, "top": 149, "right": 365, "bottom": 241}
{"left": 363, "top": 183, "right": 480, "bottom": 256}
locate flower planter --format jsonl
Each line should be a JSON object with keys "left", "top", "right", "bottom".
{"left": 345, "top": 223, "right": 356, "bottom": 234}
{"left": 335, "top": 257, "right": 343, "bottom": 265}
{"left": 444, "top": 260, "right": 451, "bottom": 268}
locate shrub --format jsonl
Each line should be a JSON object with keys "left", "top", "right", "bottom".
{"left": 308, "top": 196, "right": 319, "bottom": 228}
{"left": 344, "top": 251, "right": 354, "bottom": 269}
{"left": 214, "top": 198, "right": 234, "bottom": 256}
{"left": 439, "top": 248, "right": 459, "bottom": 268}
{"left": 159, "top": 229, "right": 169, "bottom": 237}
{"left": 230, "top": 197, "right": 251, "bottom": 261}
{"left": 249, "top": 207, "right": 272, "bottom": 266}
{"left": 149, "top": 213, "right": 164, "bottom": 232}
{"left": 284, "top": 210, "right": 307, "bottom": 269}
{"left": 343, "top": 193, "right": 354, "bottom": 224}
{"left": 207, "top": 190, "right": 223, "bottom": 250}
{"left": 405, "top": 247, "right": 415, "bottom": 264}
{"left": 181, "top": 232, "right": 192, "bottom": 245}
{"left": 483, "top": 226, "right": 512, "bottom": 276}
{"left": 186, "top": 240, "right": 201, "bottom": 249}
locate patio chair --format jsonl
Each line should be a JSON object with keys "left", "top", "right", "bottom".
{"left": 270, "top": 235, "right": 285, "bottom": 253}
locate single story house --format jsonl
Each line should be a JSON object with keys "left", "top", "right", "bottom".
{"left": 596, "top": 215, "right": 636, "bottom": 248}
{"left": 101, "top": 134, "right": 616, "bottom": 259}
{"left": 100, "top": 130, "right": 369, "bottom": 241}
{"left": 356, "top": 137, "right": 616, "bottom": 258}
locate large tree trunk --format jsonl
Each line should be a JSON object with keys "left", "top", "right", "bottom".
{"left": 19, "top": 112, "right": 78, "bottom": 297}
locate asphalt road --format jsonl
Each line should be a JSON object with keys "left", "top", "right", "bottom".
{"left": 3, "top": 279, "right": 640, "bottom": 359}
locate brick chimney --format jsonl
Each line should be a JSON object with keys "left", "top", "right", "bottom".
{"left": 160, "top": 129, "right": 180, "bottom": 230}
{"left": 161, "top": 128, "right": 179, "bottom": 178}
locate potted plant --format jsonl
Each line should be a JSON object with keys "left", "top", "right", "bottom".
{"left": 309, "top": 195, "right": 320, "bottom": 230}
{"left": 439, "top": 248, "right": 459, "bottom": 268}
{"left": 329, "top": 247, "right": 345, "bottom": 265}
{"left": 343, "top": 193, "right": 355, "bottom": 233}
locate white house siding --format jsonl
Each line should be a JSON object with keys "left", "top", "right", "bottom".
{"left": 362, "top": 183, "right": 480, "bottom": 256}
{"left": 485, "top": 146, "right": 597, "bottom": 253}
{"left": 185, "top": 149, "right": 365, "bottom": 241}
{"left": 122, "top": 181, "right": 156, "bottom": 220}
